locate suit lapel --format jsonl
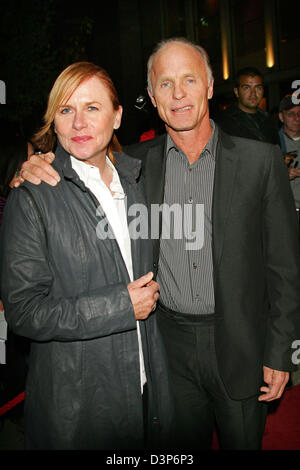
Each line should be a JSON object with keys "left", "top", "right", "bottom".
{"left": 212, "top": 130, "right": 239, "bottom": 270}
{"left": 144, "top": 137, "right": 167, "bottom": 267}
{"left": 144, "top": 136, "right": 167, "bottom": 208}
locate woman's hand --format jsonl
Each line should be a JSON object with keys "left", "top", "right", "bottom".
{"left": 127, "top": 272, "right": 160, "bottom": 320}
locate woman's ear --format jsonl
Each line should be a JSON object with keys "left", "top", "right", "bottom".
{"left": 113, "top": 106, "right": 123, "bottom": 130}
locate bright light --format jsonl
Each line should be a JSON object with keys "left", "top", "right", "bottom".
{"left": 221, "top": 26, "right": 229, "bottom": 79}
{"left": 266, "top": 33, "right": 275, "bottom": 68}
{"left": 265, "top": 17, "right": 275, "bottom": 68}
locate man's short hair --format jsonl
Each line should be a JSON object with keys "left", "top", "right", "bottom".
{"left": 234, "top": 67, "right": 264, "bottom": 88}
{"left": 147, "top": 37, "right": 213, "bottom": 95}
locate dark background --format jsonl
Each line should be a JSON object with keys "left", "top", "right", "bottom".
{"left": 0, "top": 0, "right": 300, "bottom": 145}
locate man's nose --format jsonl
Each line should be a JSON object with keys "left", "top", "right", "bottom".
{"left": 173, "top": 82, "right": 185, "bottom": 100}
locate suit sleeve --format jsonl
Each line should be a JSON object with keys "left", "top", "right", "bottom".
{"left": 0, "top": 188, "right": 137, "bottom": 343}
{"left": 262, "top": 145, "right": 300, "bottom": 371}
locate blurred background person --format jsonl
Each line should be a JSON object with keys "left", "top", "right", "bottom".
{"left": 0, "top": 133, "right": 33, "bottom": 430}
{"left": 278, "top": 95, "right": 300, "bottom": 210}
{"left": 216, "top": 67, "right": 279, "bottom": 145}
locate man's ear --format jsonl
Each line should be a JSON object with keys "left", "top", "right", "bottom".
{"left": 147, "top": 88, "right": 157, "bottom": 108}
{"left": 278, "top": 111, "right": 284, "bottom": 124}
{"left": 233, "top": 87, "right": 239, "bottom": 99}
{"left": 208, "top": 78, "right": 214, "bottom": 100}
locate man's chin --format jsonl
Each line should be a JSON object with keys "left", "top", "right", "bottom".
{"left": 165, "top": 123, "right": 196, "bottom": 133}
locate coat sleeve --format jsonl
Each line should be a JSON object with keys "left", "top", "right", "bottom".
{"left": 0, "top": 188, "right": 137, "bottom": 343}
{"left": 262, "top": 145, "right": 300, "bottom": 371}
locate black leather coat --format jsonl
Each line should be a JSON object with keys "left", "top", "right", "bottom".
{"left": 0, "top": 144, "right": 174, "bottom": 449}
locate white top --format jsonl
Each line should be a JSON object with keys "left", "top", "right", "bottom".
{"left": 70, "top": 155, "right": 146, "bottom": 393}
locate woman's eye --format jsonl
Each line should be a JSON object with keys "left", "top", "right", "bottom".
{"left": 60, "top": 108, "right": 71, "bottom": 114}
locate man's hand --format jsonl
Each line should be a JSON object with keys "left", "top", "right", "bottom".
{"left": 127, "top": 272, "right": 160, "bottom": 320}
{"left": 258, "top": 366, "right": 289, "bottom": 402}
{"left": 284, "top": 153, "right": 296, "bottom": 167}
{"left": 13, "top": 152, "right": 60, "bottom": 187}
{"left": 288, "top": 167, "right": 300, "bottom": 180}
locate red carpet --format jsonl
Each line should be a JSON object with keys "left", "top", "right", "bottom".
{"left": 212, "top": 384, "right": 300, "bottom": 450}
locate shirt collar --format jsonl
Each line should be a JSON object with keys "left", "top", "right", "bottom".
{"left": 283, "top": 129, "right": 300, "bottom": 142}
{"left": 70, "top": 155, "right": 125, "bottom": 200}
{"left": 166, "top": 119, "right": 218, "bottom": 161}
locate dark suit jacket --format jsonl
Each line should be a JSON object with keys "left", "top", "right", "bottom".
{"left": 125, "top": 128, "right": 300, "bottom": 400}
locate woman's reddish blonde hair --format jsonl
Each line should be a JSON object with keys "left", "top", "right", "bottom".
{"left": 32, "top": 62, "right": 122, "bottom": 161}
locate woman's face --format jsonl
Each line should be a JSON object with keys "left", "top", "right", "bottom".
{"left": 54, "top": 75, "right": 122, "bottom": 167}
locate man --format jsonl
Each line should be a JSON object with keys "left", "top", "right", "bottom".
{"left": 15, "top": 38, "right": 300, "bottom": 450}
{"left": 217, "top": 67, "right": 279, "bottom": 144}
{"left": 278, "top": 94, "right": 300, "bottom": 209}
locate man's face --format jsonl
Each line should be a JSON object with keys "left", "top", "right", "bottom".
{"left": 234, "top": 75, "right": 264, "bottom": 113}
{"left": 279, "top": 106, "right": 300, "bottom": 137}
{"left": 148, "top": 42, "right": 213, "bottom": 136}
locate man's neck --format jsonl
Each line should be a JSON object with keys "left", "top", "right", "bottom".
{"left": 237, "top": 102, "right": 258, "bottom": 115}
{"left": 284, "top": 127, "right": 300, "bottom": 140}
{"left": 167, "top": 120, "right": 213, "bottom": 165}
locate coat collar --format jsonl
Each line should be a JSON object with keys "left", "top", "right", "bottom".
{"left": 53, "top": 142, "right": 142, "bottom": 188}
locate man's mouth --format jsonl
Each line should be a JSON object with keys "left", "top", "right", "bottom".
{"left": 172, "top": 106, "right": 192, "bottom": 113}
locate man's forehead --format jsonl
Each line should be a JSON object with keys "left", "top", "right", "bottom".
{"left": 153, "top": 42, "right": 204, "bottom": 67}
{"left": 239, "top": 75, "right": 263, "bottom": 85}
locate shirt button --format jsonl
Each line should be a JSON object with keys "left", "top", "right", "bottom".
{"left": 192, "top": 262, "right": 197, "bottom": 269}
{"left": 188, "top": 197, "right": 193, "bottom": 203}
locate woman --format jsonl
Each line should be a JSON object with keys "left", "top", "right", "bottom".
{"left": 0, "top": 135, "right": 34, "bottom": 219}
{"left": 0, "top": 136, "right": 33, "bottom": 373}
{"left": 0, "top": 62, "right": 174, "bottom": 450}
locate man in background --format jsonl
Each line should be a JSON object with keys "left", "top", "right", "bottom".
{"left": 217, "top": 67, "right": 279, "bottom": 145}
{"left": 278, "top": 94, "right": 300, "bottom": 210}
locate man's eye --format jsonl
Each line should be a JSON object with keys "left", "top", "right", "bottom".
{"left": 186, "top": 78, "right": 195, "bottom": 84}
{"left": 161, "top": 82, "right": 170, "bottom": 88}
{"left": 88, "top": 106, "right": 98, "bottom": 111}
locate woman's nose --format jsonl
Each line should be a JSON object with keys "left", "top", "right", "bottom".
{"left": 73, "top": 111, "right": 87, "bottom": 130}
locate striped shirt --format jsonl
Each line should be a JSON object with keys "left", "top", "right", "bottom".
{"left": 157, "top": 122, "right": 217, "bottom": 315}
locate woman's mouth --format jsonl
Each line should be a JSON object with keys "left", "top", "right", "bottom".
{"left": 71, "top": 136, "right": 93, "bottom": 143}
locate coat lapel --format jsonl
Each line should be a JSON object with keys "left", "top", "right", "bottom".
{"left": 144, "top": 136, "right": 167, "bottom": 267}
{"left": 212, "top": 130, "right": 239, "bottom": 270}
